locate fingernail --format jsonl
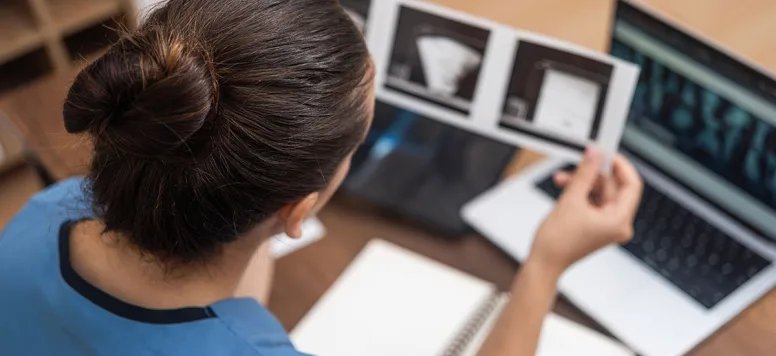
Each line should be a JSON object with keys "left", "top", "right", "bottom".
{"left": 585, "top": 146, "right": 599, "bottom": 162}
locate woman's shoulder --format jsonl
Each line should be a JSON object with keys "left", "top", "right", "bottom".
{"left": 208, "top": 298, "right": 314, "bottom": 355}
{"left": 0, "top": 177, "right": 91, "bottom": 241}
{"left": 28, "top": 177, "right": 89, "bottom": 206}
{"left": 23, "top": 176, "right": 92, "bottom": 220}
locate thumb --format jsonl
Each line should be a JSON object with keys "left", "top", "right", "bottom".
{"left": 564, "top": 147, "right": 603, "bottom": 198}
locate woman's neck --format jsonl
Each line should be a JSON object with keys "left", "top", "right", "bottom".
{"left": 68, "top": 220, "right": 270, "bottom": 310}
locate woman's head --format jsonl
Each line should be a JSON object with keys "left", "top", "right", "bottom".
{"left": 63, "top": 0, "right": 373, "bottom": 264}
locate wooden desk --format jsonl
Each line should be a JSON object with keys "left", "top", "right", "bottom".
{"left": 269, "top": 1, "right": 776, "bottom": 354}
{"left": 1, "top": 0, "right": 775, "bottom": 354}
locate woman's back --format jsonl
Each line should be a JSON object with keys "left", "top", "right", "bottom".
{"left": 0, "top": 0, "right": 371, "bottom": 354}
{"left": 0, "top": 179, "right": 306, "bottom": 355}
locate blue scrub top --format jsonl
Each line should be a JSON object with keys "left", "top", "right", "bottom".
{"left": 0, "top": 178, "right": 309, "bottom": 356}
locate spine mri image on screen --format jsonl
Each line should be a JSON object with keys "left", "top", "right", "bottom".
{"left": 612, "top": 39, "right": 776, "bottom": 208}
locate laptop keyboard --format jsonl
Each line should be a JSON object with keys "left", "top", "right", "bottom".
{"left": 535, "top": 168, "right": 771, "bottom": 309}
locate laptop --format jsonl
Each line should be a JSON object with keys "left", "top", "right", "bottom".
{"left": 343, "top": 99, "right": 515, "bottom": 236}
{"left": 462, "top": 1, "right": 776, "bottom": 355}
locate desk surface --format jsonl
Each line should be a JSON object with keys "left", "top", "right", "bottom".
{"left": 1, "top": 0, "right": 776, "bottom": 354}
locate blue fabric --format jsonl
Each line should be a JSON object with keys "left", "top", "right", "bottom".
{"left": 0, "top": 178, "right": 309, "bottom": 356}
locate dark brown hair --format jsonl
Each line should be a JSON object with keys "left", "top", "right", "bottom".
{"left": 63, "top": 0, "right": 372, "bottom": 264}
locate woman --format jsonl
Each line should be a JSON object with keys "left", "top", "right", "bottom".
{"left": 0, "top": 0, "right": 642, "bottom": 355}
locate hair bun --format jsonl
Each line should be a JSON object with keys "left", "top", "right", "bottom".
{"left": 64, "top": 36, "right": 217, "bottom": 157}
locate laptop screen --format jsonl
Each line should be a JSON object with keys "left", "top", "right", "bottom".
{"left": 611, "top": 1, "right": 776, "bottom": 239}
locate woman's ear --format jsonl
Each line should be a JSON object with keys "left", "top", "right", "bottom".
{"left": 277, "top": 193, "right": 319, "bottom": 239}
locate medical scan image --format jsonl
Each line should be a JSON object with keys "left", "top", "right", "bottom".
{"left": 612, "top": 39, "right": 776, "bottom": 209}
{"left": 499, "top": 40, "right": 614, "bottom": 149}
{"left": 385, "top": 6, "right": 490, "bottom": 115}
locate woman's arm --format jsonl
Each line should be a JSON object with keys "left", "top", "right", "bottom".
{"left": 477, "top": 148, "right": 643, "bottom": 356}
{"left": 477, "top": 258, "right": 561, "bottom": 356}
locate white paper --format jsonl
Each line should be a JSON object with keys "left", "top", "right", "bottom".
{"left": 462, "top": 297, "right": 634, "bottom": 356}
{"left": 533, "top": 69, "right": 601, "bottom": 142}
{"left": 291, "top": 239, "right": 633, "bottom": 356}
{"left": 537, "top": 314, "right": 634, "bottom": 356}
{"left": 270, "top": 217, "right": 325, "bottom": 258}
{"left": 366, "top": 0, "right": 640, "bottom": 171}
{"left": 459, "top": 295, "right": 509, "bottom": 356}
{"left": 417, "top": 36, "right": 482, "bottom": 96}
{"left": 291, "top": 239, "right": 495, "bottom": 356}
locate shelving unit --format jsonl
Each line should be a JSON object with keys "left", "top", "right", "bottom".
{"left": 0, "top": 48, "right": 52, "bottom": 93}
{"left": 0, "top": 0, "right": 136, "bottom": 94}
{"left": 64, "top": 16, "right": 122, "bottom": 62}
{"left": 0, "top": 0, "right": 42, "bottom": 63}
{"left": 48, "top": 0, "right": 122, "bottom": 35}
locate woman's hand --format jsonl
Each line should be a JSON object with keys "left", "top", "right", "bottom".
{"left": 477, "top": 148, "right": 643, "bottom": 356}
{"left": 527, "top": 147, "right": 644, "bottom": 275}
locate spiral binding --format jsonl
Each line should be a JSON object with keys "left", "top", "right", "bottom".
{"left": 440, "top": 292, "right": 503, "bottom": 356}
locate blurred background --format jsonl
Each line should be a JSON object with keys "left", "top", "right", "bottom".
{"left": 0, "top": 0, "right": 139, "bottom": 227}
{"left": 1, "top": 1, "right": 776, "bottom": 354}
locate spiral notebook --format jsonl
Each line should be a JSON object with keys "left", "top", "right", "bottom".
{"left": 290, "top": 239, "right": 633, "bottom": 356}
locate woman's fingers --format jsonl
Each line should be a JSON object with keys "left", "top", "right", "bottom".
{"left": 553, "top": 171, "right": 572, "bottom": 187}
{"left": 611, "top": 154, "right": 644, "bottom": 218}
{"left": 594, "top": 174, "right": 617, "bottom": 205}
{"left": 562, "top": 147, "right": 603, "bottom": 199}
{"left": 555, "top": 171, "right": 614, "bottom": 205}
{"left": 556, "top": 153, "right": 641, "bottom": 211}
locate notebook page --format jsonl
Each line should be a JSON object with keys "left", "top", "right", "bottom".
{"left": 459, "top": 296, "right": 633, "bottom": 356}
{"left": 537, "top": 314, "right": 634, "bottom": 356}
{"left": 291, "top": 239, "right": 495, "bottom": 356}
{"left": 459, "top": 294, "right": 509, "bottom": 356}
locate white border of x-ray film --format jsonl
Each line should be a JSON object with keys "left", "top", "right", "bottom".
{"left": 366, "top": 0, "right": 640, "bottom": 171}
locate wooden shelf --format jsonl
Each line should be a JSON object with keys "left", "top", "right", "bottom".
{"left": 0, "top": 164, "right": 44, "bottom": 229}
{"left": 0, "top": 0, "right": 134, "bottom": 94}
{"left": 0, "top": 111, "right": 28, "bottom": 175}
{"left": 0, "top": 48, "right": 52, "bottom": 95}
{"left": 64, "top": 16, "right": 122, "bottom": 63}
{"left": 47, "top": 0, "right": 121, "bottom": 35}
{"left": 0, "top": 0, "right": 43, "bottom": 63}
